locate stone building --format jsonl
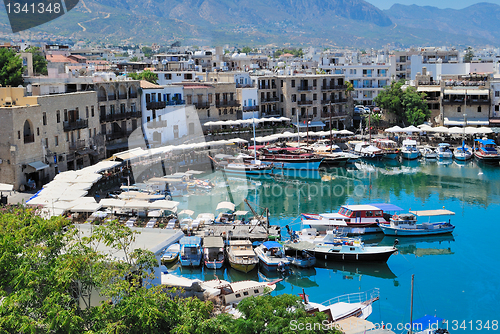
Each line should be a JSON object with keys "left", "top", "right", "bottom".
{"left": 0, "top": 86, "right": 103, "bottom": 190}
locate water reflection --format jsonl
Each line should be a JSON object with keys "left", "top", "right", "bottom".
{"left": 379, "top": 235, "right": 455, "bottom": 257}
{"left": 315, "top": 260, "right": 397, "bottom": 280}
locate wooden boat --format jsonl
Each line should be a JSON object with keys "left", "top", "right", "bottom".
{"left": 252, "top": 148, "right": 324, "bottom": 170}
{"left": 401, "top": 139, "right": 420, "bottom": 160}
{"left": 378, "top": 210, "right": 455, "bottom": 236}
{"left": 161, "top": 243, "right": 180, "bottom": 264}
{"left": 203, "top": 236, "right": 225, "bottom": 269}
{"left": 474, "top": 138, "right": 500, "bottom": 163}
{"left": 373, "top": 138, "right": 400, "bottom": 160}
{"left": 179, "top": 236, "right": 202, "bottom": 267}
{"left": 304, "top": 288, "right": 380, "bottom": 322}
{"left": 226, "top": 240, "right": 259, "bottom": 273}
{"left": 254, "top": 241, "right": 290, "bottom": 272}
{"left": 224, "top": 161, "right": 275, "bottom": 176}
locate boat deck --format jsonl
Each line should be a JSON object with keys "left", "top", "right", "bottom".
{"left": 197, "top": 224, "right": 281, "bottom": 241}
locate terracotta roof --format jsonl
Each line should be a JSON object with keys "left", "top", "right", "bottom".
{"left": 46, "top": 54, "right": 78, "bottom": 63}
{"left": 140, "top": 80, "right": 162, "bottom": 89}
{"left": 280, "top": 53, "right": 294, "bottom": 57}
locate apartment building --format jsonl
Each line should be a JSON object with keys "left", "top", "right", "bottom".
{"left": 177, "top": 83, "right": 216, "bottom": 127}
{"left": 0, "top": 86, "right": 103, "bottom": 190}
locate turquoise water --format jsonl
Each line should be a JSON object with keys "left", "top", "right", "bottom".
{"left": 160, "top": 159, "right": 500, "bottom": 333}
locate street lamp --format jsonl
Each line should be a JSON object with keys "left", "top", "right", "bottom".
{"left": 463, "top": 113, "right": 467, "bottom": 145}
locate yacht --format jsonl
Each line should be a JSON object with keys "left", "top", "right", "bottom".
{"left": 474, "top": 138, "right": 500, "bottom": 163}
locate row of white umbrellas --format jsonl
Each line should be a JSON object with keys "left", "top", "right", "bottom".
{"left": 385, "top": 125, "right": 493, "bottom": 135}
{"left": 204, "top": 117, "right": 291, "bottom": 126}
{"left": 252, "top": 129, "right": 354, "bottom": 143}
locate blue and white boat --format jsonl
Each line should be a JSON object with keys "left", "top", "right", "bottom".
{"left": 254, "top": 241, "right": 290, "bottom": 272}
{"left": 453, "top": 142, "right": 472, "bottom": 161}
{"left": 437, "top": 143, "right": 453, "bottom": 159}
{"left": 378, "top": 210, "right": 455, "bottom": 236}
{"left": 401, "top": 139, "right": 420, "bottom": 160}
{"left": 179, "top": 236, "right": 202, "bottom": 267}
{"left": 203, "top": 236, "right": 225, "bottom": 269}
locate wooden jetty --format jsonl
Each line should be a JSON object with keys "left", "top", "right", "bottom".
{"left": 196, "top": 224, "right": 281, "bottom": 242}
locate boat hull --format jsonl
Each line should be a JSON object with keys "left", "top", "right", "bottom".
{"left": 260, "top": 160, "right": 323, "bottom": 170}
{"left": 313, "top": 247, "right": 397, "bottom": 262}
{"left": 401, "top": 151, "right": 420, "bottom": 160}
{"left": 287, "top": 256, "right": 316, "bottom": 268}
{"left": 474, "top": 152, "right": 500, "bottom": 164}
{"left": 379, "top": 224, "right": 455, "bottom": 236}
{"left": 229, "top": 261, "right": 257, "bottom": 273}
{"left": 453, "top": 153, "right": 472, "bottom": 161}
{"left": 180, "top": 258, "right": 202, "bottom": 267}
{"left": 383, "top": 153, "right": 399, "bottom": 160}
{"left": 161, "top": 254, "right": 179, "bottom": 264}
{"left": 204, "top": 260, "right": 224, "bottom": 269}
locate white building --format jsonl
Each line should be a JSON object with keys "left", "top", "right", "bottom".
{"left": 156, "top": 71, "right": 201, "bottom": 86}
{"left": 410, "top": 55, "right": 496, "bottom": 81}
{"left": 239, "top": 87, "right": 259, "bottom": 119}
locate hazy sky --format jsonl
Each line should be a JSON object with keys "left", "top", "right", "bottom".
{"left": 364, "top": 0, "right": 500, "bottom": 10}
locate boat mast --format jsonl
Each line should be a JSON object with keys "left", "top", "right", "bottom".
{"left": 252, "top": 117, "right": 257, "bottom": 163}
{"left": 329, "top": 102, "right": 333, "bottom": 152}
{"left": 297, "top": 111, "right": 300, "bottom": 148}
{"left": 410, "top": 274, "right": 415, "bottom": 334}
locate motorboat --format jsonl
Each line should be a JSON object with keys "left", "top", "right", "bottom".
{"left": 226, "top": 240, "right": 259, "bottom": 273}
{"left": 224, "top": 160, "right": 275, "bottom": 176}
{"left": 378, "top": 210, "right": 455, "bottom": 236}
{"left": 401, "top": 139, "right": 420, "bottom": 160}
{"left": 453, "top": 143, "right": 472, "bottom": 161}
{"left": 283, "top": 242, "right": 316, "bottom": 268}
{"left": 436, "top": 143, "right": 453, "bottom": 159}
{"left": 311, "top": 239, "right": 397, "bottom": 262}
{"left": 161, "top": 243, "right": 180, "bottom": 264}
{"left": 254, "top": 241, "right": 290, "bottom": 272}
{"left": 420, "top": 146, "right": 437, "bottom": 159}
{"left": 160, "top": 273, "right": 278, "bottom": 306}
{"left": 373, "top": 139, "right": 399, "bottom": 160}
{"left": 474, "top": 138, "right": 500, "bottom": 163}
{"left": 203, "top": 236, "right": 225, "bottom": 269}
{"left": 310, "top": 142, "right": 351, "bottom": 167}
{"left": 350, "top": 141, "right": 385, "bottom": 160}
{"left": 179, "top": 236, "right": 202, "bottom": 267}
{"left": 302, "top": 203, "right": 403, "bottom": 235}
{"left": 304, "top": 288, "right": 380, "bottom": 322}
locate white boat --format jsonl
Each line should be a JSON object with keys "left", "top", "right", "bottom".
{"left": 254, "top": 241, "right": 290, "bottom": 272}
{"left": 312, "top": 239, "right": 397, "bottom": 262}
{"left": 401, "top": 139, "right": 420, "bottom": 160}
{"left": 453, "top": 144, "right": 473, "bottom": 161}
{"left": 161, "top": 243, "right": 180, "bottom": 264}
{"left": 203, "top": 236, "right": 225, "bottom": 269}
{"left": 224, "top": 161, "right": 274, "bottom": 176}
{"left": 283, "top": 241, "right": 316, "bottom": 268}
{"left": 226, "top": 240, "right": 259, "bottom": 273}
{"left": 351, "top": 141, "right": 385, "bottom": 160}
{"left": 373, "top": 138, "right": 400, "bottom": 159}
{"left": 379, "top": 210, "right": 455, "bottom": 236}
{"left": 437, "top": 143, "right": 453, "bottom": 159}
{"left": 420, "top": 146, "right": 437, "bottom": 159}
{"left": 304, "top": 288, "right": 380, "bottom": 322}
{"left": 160, "top": 273, "right": 278, "bottom": 306}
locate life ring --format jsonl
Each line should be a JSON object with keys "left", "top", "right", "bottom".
{"left": 392, "top": 214, "right": 399, "bottom": 220}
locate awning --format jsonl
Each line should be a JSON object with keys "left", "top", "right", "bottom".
{"left": 417, "top": 86, "right": 441, "bottom": 92}
{"left": 27, "top": 161, "right": 49, "bottom": 172}
{"left": 298, "top": 121, "right": 325, "bottom": 128}
{"left": 444, "top": 117, "right": 489, "bottom": 126}
{"left": 216, "top": 201, "right": 235, "bottom": 211}
{"left": 0, "top": 183, "right": 14, "bottom": 192}
{"left": 409, "top": 209, "right": 455, "bottom": 216}
{"left": 444, "top": 89, "right": 466, "bottom": 95}
{"left": 369, "top": 203, "right": 403, "bottom": 212}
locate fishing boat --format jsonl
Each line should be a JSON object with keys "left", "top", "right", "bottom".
{"left": 453, "top": 143, "right": 473, "bottom": 161}
{"left": 224, "top": 161, "right": 275, "bottom": 176}
{"left": 303, "top": 288, "right": 380, "bottom": 322}
{"left": 256, "top": 152, "right": 324, "bottom": 170}
{"left": 420, "top": 146, "right": 437, "bottom": 159}
{"left": 160, "top": 273, "right": 278, "bottom": 306}
{"left": 203, "top": 236, "right": 225, "bottom": 269}
{"left": 373, "top": 139, "right": 399, "bottom": 159}
{"left": 437, "top": 143, "right": 453, "bottom": 159}
{"left": 310, "top": 143, "right": 351, "bottom": 167}
{"left": 350, "top": 141, "right": 385, "bottom": 160}
{"left": 254, "top": 241, "right": 290, "bottom": 272}
{"left": 179, "top": 236, "right": 202, "bottom": 267}
{"left": 311, "top": 239, "right": 398, "bottom": 262}
{"left": 378, "top": 210, "right": 455, "bottom": 236}
{"left": 302, "top": 203, "right": 403, "bottom": 235}
{"left": 226, "top": 240, "right": 259, "bottom": 273}
{"left": 474, "top": 138, "right": 500, "bottom": 163}
{"left": 161, "top": 243, "right": 180, "bottom": 264}
{"left": 283, "top": 242, "right": 316, "bottom": 268}
{"left": 401, "top": 139, "right": 421, "bottom": 160}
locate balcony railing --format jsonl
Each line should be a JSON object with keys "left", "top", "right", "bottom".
{"left": 243, "top": 106, "right": 259, "bottom": 112}
{"left": 261, "top": 97, "right": 279, "bottom": 103}
{"left": 442, "top": 99, "right": 464, "bottom": 105}
{"left": 298, "top": 100, "right": 313, "bottom": 105}
{"left": 194, "top": 102, "right": 211, "bottom": 109}
{"left": 216, "top": 100, "right": 241, "bottom": 108}
{"left": 118, "top": 94, "right": 127, "bottom": 100}
{"left": 69, "top": 139, "right": 86, "bottom": 151}
{"left": 322, "top": 85, "right": 347, "bottom": 90}
{"left": 24, "top": 134, "right": 35, "bottom": 144}
{"left": 298, "top": 86, "right": 313, "bottom": 91}
{"left": 259, "top": 84, "right": 275, "bottom": 89}
{"left": 468, "top": 98, "right": 490, "bottom": 105}
{"left": 108, "top": 95, "right": 116, "bottom": 101}
{"left": 106, "top": 130, "right": 132, "bottom": 141}
{"left": 146, "top": 101, "right": 167, "bottom": 110}
{"left": 64, "top": 119, "right": 88, "bottom": 132}
{"left": 98, "top": 96, "right": 107, "bottom": 102}
{"left": 166, "top": 100, "right": 185, "bottom": 106}
{"left": 101, "top": 111, "right": 143, "bottom": 122}
{"left": 321, "top": 111, "right": 348, "bottom": 118}
{"left": 262, "top": 112, "right": 282, "bottom": 117}
{"left": 129, "top": 93, "right": 138, "bottom": 98}
{"left": 147, "top": 120, "right": 168, "bottom": 129}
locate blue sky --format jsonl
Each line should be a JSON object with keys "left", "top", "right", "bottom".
{"left": 364, "top": 0, "right": 500, "bottom": 10}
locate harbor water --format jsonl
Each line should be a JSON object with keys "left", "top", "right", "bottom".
{"left": 159, "top": 159, "right": 500, "bottom": 333}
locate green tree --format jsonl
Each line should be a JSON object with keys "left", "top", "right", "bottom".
{"left": 127, "top": 70, "right": 158, "bottom": 84}
{"left": 374, "top": 80, "right": 405, "bottom": 123}
{"left": 402, "top": 86, "right": 430, "bottom": 125}
{"left": 464, "top": 46, "right": 474, "bottom": 63}
{"left": 241, "top": 46, "right": 252, "bottom": 54}
{"left": 0, "top": 48, "right": 24, "bottom": 86}
{"left": 142, "top": 46, "right": 153, "bottom": 58}
{"left": 25, "top": 47, "right": 48, "bottom": 75}
{"left": 130, "top": 56, "right": 139, "bottom": 62}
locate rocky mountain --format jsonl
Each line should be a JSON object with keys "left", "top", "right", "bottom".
{"left": 0, "top": 0, "right": 499, "bottom": 47}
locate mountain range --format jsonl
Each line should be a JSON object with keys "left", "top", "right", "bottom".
{"left": 0, "top": 0, "right": 499, "bottom": 48}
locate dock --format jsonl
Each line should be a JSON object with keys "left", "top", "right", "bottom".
{"left": 197, "top": 224, "right": 281, "bottom": 241}
{"left": 334, "top": 317, "right": 396, "bottom": 334}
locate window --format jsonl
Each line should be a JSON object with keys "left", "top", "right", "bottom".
{"left": 54, "top": 136, "right": 58, "bottom": 146}
{"left": 207, "top": 109, "right": 210, "bottom": 117}
{"left": 292, "top": 108, "right": 296, "bottom": 116}
{"left": 146, "top": 94, "right": 151, "bottom": 103}
{"left": 291, "top": 94, "right": 296, "bottom": 102}
{"left": 495, "top": 91, "right": 500, "bottom": 97}
{"left": 44, "top": 138, "right": 48, "bottom": 148}
{"left": 94, "top": 128, "right": 96, "bottom": 137}
{"left": 56, "top": 110, "right": 60, "bottom": 123}
{"left": 243, "top": 291, "right": 249, "bottom": 296}
{"left": 291, "top": 80, "right": 295, "bottom": 88}
{"left": 235, "top": 293, "right": 241, "bottom": 298}
{"left": 91, "top": 106, "right": 94, "bottom": 117}
{"left": 457, "top": 107, "right": 461, "bottom": 113}
{"left": 313, "top": 94, "right": 317, "bottom": 100}
{"left": 77, "top": 130, "right": 81, "bottom": 139}
{"left": 254, "top": 289, "right": 259, "bottom": 294}
{"left": 37, "top": 127, "right": 40, "bottom": 136}
{"left": 120, "top": 103, "right": 126, "bottom": 113}
{"left": 110, "top": 105, "right": 115, "bottom": 114}
{"left": 66, "top": 133, "right": 69, "bottom": 142}
{"left": 89, "top": 129, "right": 92, "bottom": 138}
{"left": 64, "top": 109, "right": 68, "bottom": 122}
{"left": 313, "top": 79, "right": 317, "bottom": 87}
{"left": 313, "top": 107, "right": 317, "bottom": 116}
{"left": 86, "top": 106, "right": 89, "bottom": 118}
{"left": 478, "top": 106, "right": 481, "bottom": 113}
{"left": 42, "top": 112, "right": 47, "bottom": 125}
{"left": 17, "top": 131, "right": 20, "bottom": 140}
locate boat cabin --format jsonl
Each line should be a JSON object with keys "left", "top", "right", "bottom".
{"left": 475, "top": 139, "right": 498, "bottom": 154}
{"left": 389, "top": 213, "right": 418, "bottom": 229}
{"left": 337, "top": 205, "right": 383, "bottom": 220}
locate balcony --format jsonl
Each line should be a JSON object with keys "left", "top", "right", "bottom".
{"left": 298, "top": 86, "right": 313, "bottom": 91}
{"left": 24, "top": 134, "right": 35, "bottom": 144}
{"left": 468, "top": 98, "right": 490, "bottom": 105}
{"left": 166, "top": 100, "right": 185, "bottom": 106}
{"left": 146, "top": 101, "right": 167, "bottom": 110}
{"left": 98, "top": 96, "right": 107, "bottom": 102}
{"left": 101, "top": 111, "right": 143, "bottom": 122}
{"left": 442, "top": 99, "right": 464, "bottom": 105}
{"left": 236, "top": 83, "right": 254, "bottom": 88}
{"left": 321, "top": 111, "right": 348, "bottom": 118}
{"left": 297, "top": 100, "right": 313, "bottom": 105}
{"left": 64, "top": 119, "right": 88, "bottom": 132}
{"left": 119, "top": 94, "right": 127, "bottom": 100}
{"left": 299, "top": 115, "right": 314, "bottom": 122}
{"left": 69, "top": 139, "right": 86, "bottom": 151}
{"left": 262, "top": 112, "right": 282, "bottom": 117}
{"left": 216, "top": 100, "right": 241, "bottom": 108}
{"left": 106, "top": 130, "right": 132, "bottom": 141}
{"left": 243, "top": 106, "right": 259, "bottom": 112}
{"left": 129, "top": 93, "right": 138, "bottom": 98}
{"left": 261, "top": 97, "right": 279, "bottom": 103}
{"left": 194, "top": 102, "right": 211, "bottom": 109}
{"left": 259, "top": 84, "right": 275, "bottom": 89}
{"left": 108, "top": 95, "right": 116, "bottom": 101}
{"left": 147, "top": 120, "right": 168, "bottom": 129}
